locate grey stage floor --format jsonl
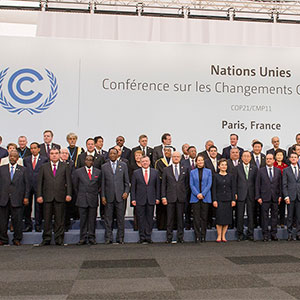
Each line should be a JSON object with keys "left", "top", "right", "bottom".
{"left": 0, "top": 241, "right": 300, "bottom": 299}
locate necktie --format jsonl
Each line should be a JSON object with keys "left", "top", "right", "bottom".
{"left": 191, "top": 160, "right": 195, "bottom": 169}
{"left": 88, "top": 169, "right": 92, "bottom": 180}
{"left": 142, "top": 147, "right": 145, "bottom": 155}
{"left": 32, "top": 157, "right": 37, "bottom": 170}
{"left": 112, "top": 162, "right": 116, "bottom": 174}
{"left": 269, "top": 167, "right": 273, "bottom": 181}
{"left": 144, "top": 169, "right": 148, "bottom": 184}
{"left": 245, "top": 165, "right": 249, "bottom": 180}
{"left": 256, "top": 156, "right": 260, "bottom": 168}
{"left": 174, "top": 165, "right": 179, "bottom": 181}
{"left": 213, "top": 160, "right": 217, "bottom": 172}
{"left": 10, "top": 165, "right": 14, "bottom": 181}
{"left": 53, "top": 164, "right": 56, "bottom": 176}
{"left": 294, "top": 166, "right": 298, "bottom": 180}
{"left": 47, "top": 144, "right": 50, "bottom": 157}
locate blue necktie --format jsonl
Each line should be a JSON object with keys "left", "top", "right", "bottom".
{"left": 112, "top": 162, "right": 116, "bottom": 174}
{"left": 10, "top": 166, "right": 14, "bottom": 181}
{"left": 269, "top": 167, "right": 273, "bottom": 182}
{"left": 174, "top": 165, "right": 179, "bottom": 181}
{"left": 256, "top": 156, "right": 260, "bottom": 168}
{"left": 294, "top": 166, "right": 298, "bottom": 180}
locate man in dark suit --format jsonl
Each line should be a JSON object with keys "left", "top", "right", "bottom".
{"left": 101, "top": 148, "right": 130, "bottom": 244}
{"left": 152, "top": 133, "right": 175, "bottom": 165}
{"left": 131, "top": 134, "right": 154, "bottom": 165}
{"left": 222, "top": 133, "right": 244, "bottom": 159}
{"left": 77, "top": 138, "right": 105, "bottom": 170}
{"left": 266, "top": 136, "right": 287, "bottom": 163}
{"left": 0, "top": 136, "right": 8, "bottom": 163}
{"left": 39, "top": 130, "right": 61, "bottom": 158}
{"left": 236, "top": 151, "right": 258, "bottom": 241}
{"left": 283, "top": 152, "right": 300, "bottom": 241}
{"left": 256, "top": 154, "right": 282, "bottom": 241}
{"left": 23, "top": 142, "right": 48, "bottom": 232}
{"left": 287, "top": 133, "right": 300, "bottom": 157}
{"left": 0, "top": 150, "right": 29, "bottom": 246}
{"left": 181, "top": 145, "right": 197, "bottom": 229}
{"left": 94, "top": 136, "right": 108, "bottom": 159}
{"left": 37, "top": 148, "right": 72, "bottom": 246}
{"left": 73, "top": 155, "right": 101, "bottom": 245}
{"left": 162, "top": 151, "right": 189, "bottom": 243}
{"left": 66, "top": 132, "right": 84, "bottom": 168}
{"left": 17, "top": 136, "right": 31, "bottom": 160}
{"left": 181, "top": 143, "right": 190, "bottom": 161}
{"left": 131, "top": 155, "right": 160, "bottom": 244}
{"left": 199, "top": 140, "right": 221, "bottom": 161}
{"left": 227, "top": 148, "right": 241, "bottom": 175}
{"left": 116, "top": 136, "right": 131, "bottom": 161}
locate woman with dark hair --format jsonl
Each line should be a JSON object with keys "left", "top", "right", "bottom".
{"left": 212, "top": 158, "right": 236, "bottom": 242}
{"left": 190, "top": 154, "right": 212, "bottom": 242}
{"left": 274, "top": 149, "right": 288, "bottom": 228}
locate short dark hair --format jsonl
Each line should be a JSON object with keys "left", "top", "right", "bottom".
{"left": 242, "top": 150, "right": 252, "bottom": 156}
{"left": 217, "top": 158, "right": 227, "bottom": 166}
{"left": 161, "top": 133, "right": 171, "bottom": 143}
{"left": 139, "top": 134, "right": 148, "bottom": 140}
{"left": 208, "top": 145, "right": 217, "bottom": 152}
{"left": 274, "top": 149, "right": 284, "bottom": 157}
{"left": 30, "top": 142, "right": 40, "bottom": 148}
{"left": 49, "top": 147, "right": 59, "bottom": 154}
{"left": 187, "top": 146, "right": 196, "bottom": 152}
{"left": 86, "top": 138, "right": 95, "bottom": 144}
{"left": 0, "top": 136, "right": 2, "bottom": 142}
{"left": 290, "top": 152, "right": 299, "bottom": 158}
{"left": 109, "top": 148, "right": 118, "bottom": 154}
{"left": 195, "top": 154, "right": 205, "bottom": 162}
{"left": 230, "top": 133, "right": 239, "bottom": 140}
{"left": 94, "top": 136, "right": 103, "bottom": 143}
{"left": 266, "top": 153, "right": 275, "bottom": 159}
{"left": 43, "top": 130, "right": 54, "bottom": 137}
{"left": 85, "top": 155, "right": 94, "bottom": 161}
{"left": 252, "top": 141, "right": 263, "bottom": 148}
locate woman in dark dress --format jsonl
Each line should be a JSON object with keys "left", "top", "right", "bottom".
{"left": 212, "top": 158, "right": 236, "bottom": 242}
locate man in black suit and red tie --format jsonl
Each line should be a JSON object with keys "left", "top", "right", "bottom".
{"left": 0, "top": 150, "right": 29, "bottom": 246}
{"left": 162, "top": 152, "right": 189, "bottom": 243}
{"left": 131, "top": 155, "right": 160, "bottom": 244}
{"left": 37, "top": 148, "right": 72, "bottom": 246}
{"left": 222, "top": 133, "right": 244, "bottom": 160}
{"left": 73, "top": 155, "right": 101, "bottom": 245}
{"left": 131, "top": 134, "right": 154, "bottom": 165}
{"left": 116, "top": 136, "right": 131, "bottom": 161}
{"left": 23, "top": 142, "right": 48, "bottom": 232}
{"left": 39, "top": 130, "right": 61, "bottom": 158}
{"left": 256, "top": 153, "right": 282, "bottom": 241}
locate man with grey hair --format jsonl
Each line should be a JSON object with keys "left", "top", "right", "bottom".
{"left": 17, "top": 136, "right": 31, "bottom": 159}
{"left": 266, "top": 136, "right": 287, "bottom": 163}
{"left": 66, "top": 133, "right": 84, "bottom": 168}
{"left": 0, "top": 150, "right": 29, "bottom": 246}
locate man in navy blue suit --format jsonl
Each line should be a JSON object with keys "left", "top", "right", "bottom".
{"left": 131, "top": 155, "right": 160, "bottom": 244}
{"left": 116, "top": 136, "right": 131, "bottom": 161}
{"left": 256, "top": 153, "right": 282, "bottom": 241}
{"left": 222, "top": 133, "right": 244, "bottom": 160}
{"left": 283, "top": 152, "right": 300, "bottom": 241}
{"left": 0, "top": 136, "right": 8, "bottom": 163}
{"left": 23, "top": 142, "right": 48, "bottom": 232}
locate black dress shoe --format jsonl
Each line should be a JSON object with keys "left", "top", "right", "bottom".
{"left": 248, "top": 236, "right": 254, "bottom": 241}
{"left": 89, "top": 240, "right": 97, "bottom": 245}
{"left": 195, "top": 237, "right": 200, "bottom": 243}
{"left": 77, "top": 240, "right": 87, "bottom": 246}
{"left": 23, "top": 226, "right": 32, "bottom": 232}
{"left": 39, "top": 240, "right": 50, "bottom": 246}
{"left": 117, "top": 239, "right": 125, "bottom": 244}
{"left": 263, "top": 237, "right": 269, "bottom": 242}
{"left": 56, "top": 242, "right": 63, "bottom": 246}
{"left": 200, "top": 237, "right": 206, "bottom": 243}
{"left": 35, "top": 226, "right": 42, "bottom": 232}
{"left": 13, "top": 240, "right": 21, "bottom": 246}
{"left": 287, "top": 235, "right": 293, "bottom": 241}
{"left": 177, "top": 239, "right": 184, "bottom": 243}
{"left": 105, "top": 240, "right": 112, "bottom": 244}
{"left": 146, "top": 239, "right": 153, "bottom": 244}
{"left": 271, "top": 236, "right": 278, "bottom": 241}
{"left": 166, "top": 239, "right": 172, "bottom": 244}
{"left": 185, "top": 225, "right": 191, "bottom": 230}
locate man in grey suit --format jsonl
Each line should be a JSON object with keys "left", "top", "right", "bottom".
{"left": 73, "top": 155, "right": 101, "bottom": 245}
{"left": 37, "top": 148, "right": 72, "bottom": 246}
{"left": 283, "top": 152, "right": 300, "bottom": 241}
{"left": 101, "top": 148, "right": 130, "bottom": 244}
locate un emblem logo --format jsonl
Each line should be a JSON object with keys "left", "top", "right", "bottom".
{"left": 0, "top": 68, "right": 58, "bottom": 114}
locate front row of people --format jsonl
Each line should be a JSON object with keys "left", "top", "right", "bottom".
{"left": 0, "top": 147, "right": 299, "bottom": 246}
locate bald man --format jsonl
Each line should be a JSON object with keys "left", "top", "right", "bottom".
{"left": 161, "top": 151, "right": 189, "bottom": 243}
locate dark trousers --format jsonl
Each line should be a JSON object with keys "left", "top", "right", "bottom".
{"left": 166, "top": 202, "right": 184, "bottom": 241}
{"left": 156, "top": 202, "right": 167, "bottom": 230}
{"left": 99, "top": 197, "right": 105, "bottom": 219}
{"left": 192, "top": 201, "right": 209, "bottom": 239}
{"left": 236, "top": 196, "right": 255, "bottom": 237}
{"left": 26, "top": 189, "right": 43, "bottom": 229}
{"left": 261, "top": 201, "right": 278, "bottom": 238}
{"left": 0, "top": 201, "right": 23, "bottom": 243}
{"left": 43, "top": 200, "right": 65, "bottom": 244}
{"left": 254, "top": 200, "right": 262, "bottom": 228}
{"left": 184, "top": 200, "right": 192, "bottom": 229}
{"left": 207, "top": 203, "right": 216, "bottom": 228}
{"left": 104, "top": 199, "right": 125, "bottom": 242}
{"left": 65, "top": 197, "right": 79, "bottom": 229}
{"left": 287, "top": 198, "right": 300, "bottom": 236}
{"left": 136, "top": 203, "right": 154, "bottom": 241}
{"left": 23, "top": 190, "right": 33, "bottom": 229}
{"left": 79, "top": 206, "right": 97, "bottom": 242}
{"left": 278, "top": 200, "right": 286, "bottom": 225}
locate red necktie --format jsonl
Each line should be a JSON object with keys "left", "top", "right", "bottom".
{"left": 144, "top": 169, "right": 148, "bottom": 185}
{"left": 191, "top": 160, "right": 195, "bottom": 169}
{"left": 53, "top": 164, "right": 56, "bottom": 176}
{"left": 88, "top": 169, "right": 92, "bottom": 180}
{"left": 32, "top": 157, "right": 37, "bottom": 170}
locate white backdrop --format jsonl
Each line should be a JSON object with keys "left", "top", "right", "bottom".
{"left": 0, "top": 35, "right": 299, "bottom": 153}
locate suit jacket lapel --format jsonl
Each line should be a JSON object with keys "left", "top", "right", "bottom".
{"left": 47, "top": 162, "right": 54, "bottom": 177}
